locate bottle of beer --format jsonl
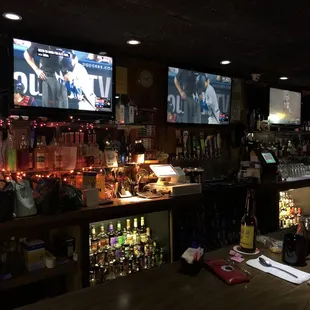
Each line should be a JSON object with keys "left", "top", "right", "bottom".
{"left": 240, "top": 188, "right": 257, "bottom": 253}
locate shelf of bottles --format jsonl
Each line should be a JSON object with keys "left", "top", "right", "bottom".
{"left": 4, "top": 123, "right": 156, "bottom": 176}
{"left": 249, "top": 131, "right": 310, "bottom": 160}
{"left": 279, "top": 191, "right": 302, "bottom": 229}
{"left": 89, "top": 211, "right": 169, "bottom": 286}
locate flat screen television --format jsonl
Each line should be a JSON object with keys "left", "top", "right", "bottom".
{"left": 12, "top": 38, "right": 113, "bottom": 116}
{"left": 167, "top": 67, "right": 232, "bottom": 124}
{"left": 269, "top": 87, "right": 301, "bottom": 125}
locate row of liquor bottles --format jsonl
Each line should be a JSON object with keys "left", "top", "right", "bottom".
{"left": 244, "top": 137, "right": 310, "bottom": 161}
{"left": 279, "top": 191, "right": 301, "bottom": 229}
{"left": 265, "top": 139, "right": 310, "bottom": 158}
{"left": 6, "top": 128, "right": 146, "bottom": 171}
{"left": 175, "top": 130, "right": 222, "bottom": 160}
{"left": 7, "top": 130, "right": 100, "bottom": 171}
{"left": 89, "top": 217, "right": 165, "bottom": 285}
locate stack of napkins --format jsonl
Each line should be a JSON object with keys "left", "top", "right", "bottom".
{"left": 246, "top": 255, "right": 310, "bottom": 284}
{"left": 181, "top": 247, "right": 204, "bottom": 264}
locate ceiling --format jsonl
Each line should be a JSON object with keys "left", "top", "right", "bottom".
{"left": 1, "top": 0, "right": 310, "bottom": 87}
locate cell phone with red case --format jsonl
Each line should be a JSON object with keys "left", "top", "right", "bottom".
{"left": 205, "top": 259, "right": 249, "bottom": 285}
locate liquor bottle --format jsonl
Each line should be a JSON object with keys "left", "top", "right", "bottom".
{"left": 128, "top": 100, "right": 135, "bottom": 124}
{"left": 87, "top": 130, "right": 92, "bottom": 157}
{"left": 35, "top": 136, "right": 45, "bottom": 171}
{"left": 18, "top": 133, "right": 29, "bottom": 171}
{"left": 191, "top": 134, "right": 197, "bottom": 159}
{"left": 119, "top": 100, "right": 125, "bottom": 124}
{"left": 187, "top": 135, "right": 192, "bottom": 158}
{"left": 256, "top": 109, "right": 261, "bottom": 131}
{"left": 128, "top": 247, "right": 134, "bottom": 274}
{"left": 79, "top": 132, "right": 86, "bottom": 167}
{"left": 116, "top": 221, "right": 124, "bottom": 245}
{"left": 68, "top": 132, "right": 74, "bottom": 146}
{"left": 135, "top": 250, "right": 141, "bottom": 272}
{"left": 98, "top": 223, "right": 109, "bottom": 252}
{"left": 28, "top": 147, "right": 33, "bottom": 170}
{"left": 208, "top": 136, "right": 213, "bottom": 158}
{"left": 204, "top": 137, "right": 209, "bottom": 158}
{"left": 119, "top": 250, "right": 126, "bottom": 277}
{"left": 151, "top": 241, "right": 156, "bottom": 268}
{"left": 50, "top": 136, "right": 63, "bottom": 170}
{"left": 7, "top": 132, "right": 17, "bottom": 171}
{"left": 144, "top": 243, "right": 150, "bottom": 269}
{"left": 133, "top": 218, "right": 139, "bottom": 245}
{"left": 133, "top": 218, "right": 141, "bottom": 245}
{"left": 249, "top": 109, "right": 256, "bottom": 130}
{"left": 159, "top": 247, "right": 164, "bottom": 266}
{"left": 140, "top": 216, "right": 146, "bottom": 234}
{"left": 145, "top": 227, "right": 151, "bottom": 246}
{"left": 175, "top": 130, "right": 183, "bottom": 160}
{"left": 196, "top": 134, "right": 201, "bottom": 159}
{"left": 213, "top": 133, "right": 218, "bottom": 157}
{"left": 240, "top": 188, "right": 257, "bottom": 253}
{"left": 91, "top": 225, "right": 98, "bottom": 254}
{"left": 75, "top": 132, "right": 82, "bottom": 169}
{"left": 199, "top": 132, "right": 205, "bottom": 159}
{"left": 92, "top": 130, "right": 100, "bottom": 166}
{"left": 125, "top": 219, "right": 133, "bottom": 246}
{"left": 183, "top": 131, "right": 188, "bottom": 159}
{"left": 108, "top": 222, "right": 115, "bottom": 248}
{"left": 155, "top": 244, "right": 160, "bottom": 266}
{"left": 41, "top": 136, "right": 49, "bottom": 169}
{"left": 216, "top": 133, "right": 221, "bottom": 157}
{"left": 124, "top": 101, "right": 129, "bottom": 124}
{"left": 119, "top": 135, "right": 127, "bottom": 164}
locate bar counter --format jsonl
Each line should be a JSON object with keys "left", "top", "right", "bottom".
{"left": 18, "top": 240, "right": 309, "bottom": 310}
{"left": 1, "top": 179, "right": 310, "bottom": 308}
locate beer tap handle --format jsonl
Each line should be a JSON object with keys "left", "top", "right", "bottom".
{"left": 217, "top": 133, "right": 221, "bottom": 157}
{"left": 209, "top": 136, "right": 213, "bottom": 159}
{"left": 214, "top": 133, "right": 218, "bottom": 157}
{"left": 183, "top": 131, "right": 188, "bottom": 159}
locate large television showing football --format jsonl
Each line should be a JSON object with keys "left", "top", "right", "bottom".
{"left": 13, "top": 38, "right": 113, "bottom": 114}
{"left": 167, "top": 67, "right": 232, "bottom": 124}
{"left": 269, "top": 87, "right": 301, "bottom": 125}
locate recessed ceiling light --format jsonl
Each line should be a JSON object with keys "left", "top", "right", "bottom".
{"left": 127, "top": 39, "right": 141, "bottom": 45}
{"left": 3, "top": 12, "right": 22, "bottom": 20}
{"left": 220, "top": 60, "right": 231, "bottom": 65}
{"left": 279, "top": 76, "right": 288, "bottom": 80}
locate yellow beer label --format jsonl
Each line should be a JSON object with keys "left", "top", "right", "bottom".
{"left": 240, "top": 224, "right": 254, "bottom": 249}
{"left": 96, "top": 174, "right": 105, "bottom": 199}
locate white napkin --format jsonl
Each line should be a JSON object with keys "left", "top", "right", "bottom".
{"left": 246, "top": 255, "right": 310, "bottom": 284}
{"left": 181, "top": 247, "right": 204, "bottom": 264}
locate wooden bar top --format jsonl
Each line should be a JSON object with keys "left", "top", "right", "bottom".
{"left": 18, "top": 242, "right": 310, "bottom": 310}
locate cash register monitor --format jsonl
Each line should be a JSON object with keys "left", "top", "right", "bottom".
{"left": 261, "top": 152, "right": 276, "bottom": 164}
{"left": 150, "top": 164, "right": 179, "bottom": 185}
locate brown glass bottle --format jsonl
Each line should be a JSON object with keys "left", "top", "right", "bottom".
{"left": 240, "top": 188, "right": 257, "bottom": 253}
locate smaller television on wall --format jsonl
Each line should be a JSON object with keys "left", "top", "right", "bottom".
{"left": 269, "top": 87, "right": 301, "bottom": 125}
{"left": 12, "top": 38, "right": 114, "bottom": 117}
{"left": 167, "top": 66, "right": 232, "bottom": 125}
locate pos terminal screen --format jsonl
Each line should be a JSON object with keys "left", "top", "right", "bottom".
{"left": 261, "top": 152, "right": 276, "bottom": 164}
